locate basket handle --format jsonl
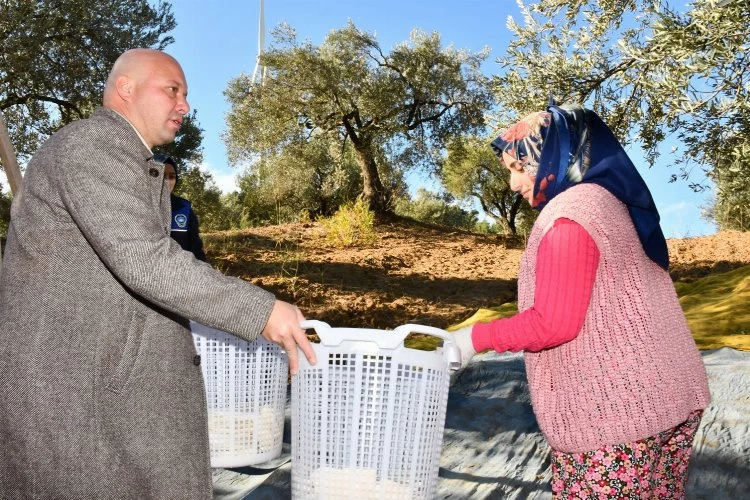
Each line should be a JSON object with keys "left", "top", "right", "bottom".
{"left": 394, "top": 324, "right": 461, "bottom": 371}
{"left": 300, "top": 320, "right": 461, "bottom": 371}
{"left": 301, "top": 320, "right": 406, "bottom": 348}
{"left": 392, "top": 323, "right": 454, "bottom": 343}
{"left": 299, "top": 320, "right": 331, "bottom": 336}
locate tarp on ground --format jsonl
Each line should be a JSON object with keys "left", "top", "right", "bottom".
{"left": 212, "top": 347, "right": 750, "bottom": 499}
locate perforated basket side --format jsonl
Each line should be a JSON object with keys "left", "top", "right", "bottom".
{"left": 192, "top": 323, "right": 289, "bottom": 468}
{"left": 291, "top": 341, "right": 451, "bottom": 500}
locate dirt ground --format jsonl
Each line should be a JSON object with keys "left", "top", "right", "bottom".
{"left": 204, "top": 218, "right": 750, "bottom": 331}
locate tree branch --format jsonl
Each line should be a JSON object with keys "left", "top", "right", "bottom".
{"left": 5, "top": 93, "right": 83, "bottom": 117}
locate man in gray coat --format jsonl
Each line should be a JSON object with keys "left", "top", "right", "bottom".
{"left": 0, "top": 48, "right": 316, "bottom": 499}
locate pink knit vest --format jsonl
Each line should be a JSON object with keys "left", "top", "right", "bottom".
{"left": 521, "top": 183, "right": 711, "bottom": 453}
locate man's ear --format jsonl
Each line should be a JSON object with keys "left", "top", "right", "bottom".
{"left": 115, "top": 75, "right": 134, "bottom": 102}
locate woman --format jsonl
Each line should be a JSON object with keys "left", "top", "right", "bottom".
{"left": 452, "top": 104, "right": 711, "bottom": 498}
{"left": 155, "top": 154, "right": 207, "bottom": 262}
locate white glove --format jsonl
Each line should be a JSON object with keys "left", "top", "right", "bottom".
{"left": 451, "top": 326, "right": 476, "bottom": 369}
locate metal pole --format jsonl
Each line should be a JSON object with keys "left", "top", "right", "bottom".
{"left": 0, "top": 110, "right": 23, "bottom": 196}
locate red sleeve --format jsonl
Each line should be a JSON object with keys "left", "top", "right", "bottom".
{"left": 471, "top": 218, "right": 600, "bottom": 353}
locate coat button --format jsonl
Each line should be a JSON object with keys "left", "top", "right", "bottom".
{"left": 193, "top": 355, "right": 201, "bottom": 366}
{"left": 149, "top": 167, "right": 159, "bottom": 177}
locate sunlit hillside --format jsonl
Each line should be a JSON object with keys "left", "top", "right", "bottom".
{"left": 203, "top": 221, "right": 750, "bottom": 350}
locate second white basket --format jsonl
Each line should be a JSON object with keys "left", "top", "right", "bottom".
{"left": 291, "top": 320, "right": 460, "bottom": 499}
{"left": 191, "top": 321, "right": 289, "bottom": 468}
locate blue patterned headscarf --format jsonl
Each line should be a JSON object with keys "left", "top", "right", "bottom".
{"left": 491, "top": 104, "right": 669, "bottom": 270}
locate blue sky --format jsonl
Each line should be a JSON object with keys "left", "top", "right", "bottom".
{"left": 163, "top": 0, "right": 716, "bottom": 238}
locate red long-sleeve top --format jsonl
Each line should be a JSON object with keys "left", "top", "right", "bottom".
{"left": 472, "top": 218, "right": 600, "bottom": 353}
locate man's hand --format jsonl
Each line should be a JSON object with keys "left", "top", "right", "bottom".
{"left": 261, "top": 300, "right": 317, "bottom": 375}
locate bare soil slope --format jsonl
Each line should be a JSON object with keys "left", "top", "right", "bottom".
{"left": 204, "top": 219, "right": 750, "bottom": 330}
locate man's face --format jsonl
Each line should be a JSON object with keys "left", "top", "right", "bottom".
{"left": 130, "top": 57, "right": 189, "bottom": 148}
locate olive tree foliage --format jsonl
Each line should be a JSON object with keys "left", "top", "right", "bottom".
{"left": 393, "top": 188, "right": 480, "bottom": 231}
{"left": 493, "top": 0, "right": 750, "bottom": 230}
{"left": 224, "top": 22, "right": 493, "bottom": 214}
{"left": 0, "top": 0, "right": 176, "bottom": 164}
{"left": 173, "top": 167, "right": 232, "bottom": 231}
{"left": 232, "top": 136, "right": 361, "bottom": 226}
{"left": 441, "top": 136, "right": 536, "bottom": 235}
{"left": 230, "top": 134, "right": 406, "bottom": 226}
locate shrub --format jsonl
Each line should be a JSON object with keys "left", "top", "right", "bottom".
{"left": 320, "top": 199, "right": 379, "bottom": 248}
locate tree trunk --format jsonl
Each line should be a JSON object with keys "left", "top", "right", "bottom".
{"left": 484, "top": 197, "right": 517, "bottom": 235}
{"left": 508, "top": 195, "right": 524, "bottom": 234}
{"left": 353, "top": 142, "right": 387, "bottom": 213}
{"left": 505, "top": 215, "right": 516, "bottom": 235}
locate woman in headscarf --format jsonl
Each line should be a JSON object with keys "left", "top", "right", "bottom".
{"left": 452, "top": 104, "right": 710, "bottom": 498}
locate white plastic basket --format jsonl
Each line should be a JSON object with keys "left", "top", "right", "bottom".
{"left": 191, "top": 321, "right": 289, "bottom": 468}
{"left": 292, "top": 320, "right": 460, "bottom": 500}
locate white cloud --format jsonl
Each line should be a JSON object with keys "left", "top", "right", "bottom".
{"left": 195, "top": 161, "right": 240, "bottom": 194}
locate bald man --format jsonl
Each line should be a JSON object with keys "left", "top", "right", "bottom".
{"left": 0, "top": 49, "right": 315, "bottom": 499}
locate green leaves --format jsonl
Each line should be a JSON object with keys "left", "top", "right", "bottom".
{"left": 223, "top": 21, "right": 492, "bottom": 214}
{"left": 173, "top": 166, "right": 228, "bottom": 231}
{"left": 0, "top": 0, "right": 176, "bottom": 162}
{"left": 494, "top": 0, "right": 750, "bottom": 229}
{"left": 0, "top": 183, "right": 11, "bottom": 237}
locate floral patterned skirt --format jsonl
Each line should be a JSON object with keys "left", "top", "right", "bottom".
{"left": 550, "top": 410, "right": 703, "bottom": 499}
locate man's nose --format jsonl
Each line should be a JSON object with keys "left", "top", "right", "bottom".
{"left": 177, "top": 96, "right": 190, "bottom": 115}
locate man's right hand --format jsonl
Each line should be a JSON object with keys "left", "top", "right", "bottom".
{"left": 261, "top": 300, "right": 317, "bottom": 375}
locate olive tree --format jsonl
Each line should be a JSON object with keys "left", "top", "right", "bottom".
{"left": 0, "top": 0, "right": 176, "bottom": 162}
{"left": 493, "top": 0, "right": 749, "bottom": 229}
{"left": 224, "top": 22, "right": 493, "bottom": 214}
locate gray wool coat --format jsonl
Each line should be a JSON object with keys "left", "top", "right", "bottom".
{"left": 0, "top": 108, "right": 276, "bottom": 499}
